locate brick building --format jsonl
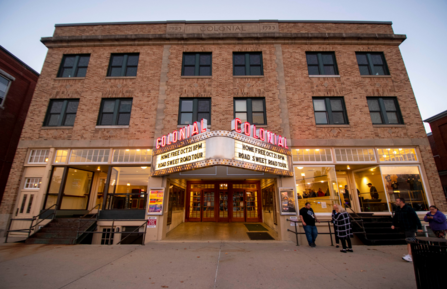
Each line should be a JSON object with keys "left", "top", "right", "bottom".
{"left": 425, "top": 110, "right": 447, "bottom": 199}
{"left": 1, "top": 20, "right": 445, "bottom": 245}
{"left": 0, "top": 46, "right": 39, "bottom": 205}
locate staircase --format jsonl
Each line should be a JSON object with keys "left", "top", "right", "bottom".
{"left": 350, "top": 213, "right": 406, "bottom": 245}
{"left": 26, "top": 218, "right": 97, "bottom": 245}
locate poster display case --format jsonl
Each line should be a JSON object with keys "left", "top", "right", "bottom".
{"left": 278, "top": 187, "right": 297, "bottom": 215}
{"left": 147, "top": 188, "right": 165, "bottom": 215}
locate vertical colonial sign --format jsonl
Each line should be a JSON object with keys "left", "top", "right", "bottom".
{"left": 151, "top": 119, "right": 292, "bottom": 176}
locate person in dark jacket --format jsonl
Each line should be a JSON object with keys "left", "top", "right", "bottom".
{"left": 333, "top": 204, "right": 353, "bottom": 253}
{"left": 424, "top": 205, "right": 447, "bottom": 239}
{"left": 332, "top": 205, "right": 340, "bottom": 248}
{"left": 367, "top": 183, "right": 379, "bottom": 200}
{"left": 391, "top": 197, "right": 423, "bottom": 262}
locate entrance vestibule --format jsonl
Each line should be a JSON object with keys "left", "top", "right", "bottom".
{"left": 186, "top": 181, "right": 261, "bottom": 223}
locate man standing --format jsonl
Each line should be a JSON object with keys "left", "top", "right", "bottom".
{"left": 300, "top": 202, "right": 320, "bottom": 247}
{"left": 367, "top": 183, "right": 379, "bottom": 200}
{"left": 391, "top": 197, "right": 423, "bottom": 262}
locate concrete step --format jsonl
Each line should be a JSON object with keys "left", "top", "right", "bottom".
{"left": 26, "top": 238, "right": 74, "bottom": 245}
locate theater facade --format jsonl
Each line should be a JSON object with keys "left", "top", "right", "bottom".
{"left": 1, "top": 20, "right": 445, "bottom": 244}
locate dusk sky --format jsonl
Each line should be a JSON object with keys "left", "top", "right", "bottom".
{"left": 1, "top": 0, "right": 445, "bottom": 132}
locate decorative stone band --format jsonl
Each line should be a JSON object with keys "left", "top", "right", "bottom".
{"left": 153, "top": 130, "right": 291, "bottom": 156}
{"left": 151, "top": 157, "right": 293, "bottom": 177}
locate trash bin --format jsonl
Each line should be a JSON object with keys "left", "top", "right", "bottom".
{"left": 407, "top": 237, "right": 447, "bottom": 289}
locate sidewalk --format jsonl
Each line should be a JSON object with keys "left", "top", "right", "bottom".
{"left": 0, "top": 241, "right": 416, "bottom": 289}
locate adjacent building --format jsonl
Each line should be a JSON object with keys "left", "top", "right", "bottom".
{"left": 425, "top": 110, "right": 447, "bottom": 199}
{"left": 0, "top": 46, "right": 39, "bottom": 205}
{"left": 1, "top": 20, "right": 445, "bottom": 244}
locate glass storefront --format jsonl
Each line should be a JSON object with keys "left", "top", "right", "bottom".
{"left": 295, "top": 166, "right": 340, "bottom": 213}
{"left": 60, "top": 168, "right": 93, "bottom": 209}
{"left": 45, "top": 167, "right": 64, "bottom": 209}
{"left": 381, "top": 166, "right": 428, "bottom": 211}
{"left": 104, "top": 167, "right": 150, "bottom": 210}
{"left": 354, "top": 166, "right": 388, "bottom": 212}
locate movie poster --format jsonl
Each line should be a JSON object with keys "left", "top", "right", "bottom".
{"left": 278, "top": 188, "right": 297, "bottom": 215}
{"left": 147, "top": 188, "right": 165, "bottom": 215}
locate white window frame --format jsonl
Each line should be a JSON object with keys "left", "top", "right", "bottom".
{"left": 23, "top": 177, "right": 42, "bottom": 190}
{"left": 53, "top": 149, "right": 70, "bottom": 164}
{"left": 293, "top": 164, "right": 341, "bottom": 216}
{"left": 68, "top": 149, "right": 112, "bottom": 164}
{"left": 376, "top": 147, "right": 419, "bottom": 164}
{"left": 379, "top": 164, "right": 431, "bottom": 211}
{"left": 334, "top": 147, "right": 377, "bottom": 164}
{"left": 292, "top": 148, "right": 334, "bottom": 164}
{"left": 0, "top": 69, "right": 14, "bottom": 108}
{"left": 111, "top": 149, "right": 152, "bottom": 164}
{"left": 28, "top": 149, "right": 50, "bottom": 164}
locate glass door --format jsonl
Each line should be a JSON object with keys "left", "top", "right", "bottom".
{"left": 353, "top": 166, "right": 390, "bottom": 212}
{"left": 336, "top": 176, "right": 352, "bottom": 210}
{"left": 218, "top": 191, "right": 229, "bottom": 222}
{"left": 231, "top": 190, "right": 245, "bottom": 222}
{"left": 188, "top": 190, "right": 201, "bottom": 221}
{"left": 202, "top": 190, "right": 216, "bottom": 221}
{"left": 245, "top": 191, "right": 259, "bottom": 222}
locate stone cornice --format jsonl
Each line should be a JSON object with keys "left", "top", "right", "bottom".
{"left": 41, "top": 33, "right": 406, "bottom": 48}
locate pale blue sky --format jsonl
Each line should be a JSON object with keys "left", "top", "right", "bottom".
{"left": 1, "top": 0, "right": 446, "bottom": 132}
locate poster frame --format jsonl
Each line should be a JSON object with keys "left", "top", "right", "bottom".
{"left": 147, "top": 187, "right": 165, "bottom": 216}
{"left": 278, "top": 187, "right": 298, "bottom": 216}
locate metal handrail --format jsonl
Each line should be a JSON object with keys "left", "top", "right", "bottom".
{"left": 74, "top": 204, "right": 101, "bottom": 244}
{"left": 117, "top": 221, "right": 147, "bottom": 245}
{"left": 4, "top": 204, "right": 57, "bottom": 243}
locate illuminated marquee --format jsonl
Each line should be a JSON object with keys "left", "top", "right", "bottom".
{"left": 155, "top": 141, "right": 206, "bottom": 170}
{"left": 155, "top": 119, "right": 208, "bottom": 149}
{"left": 234, "top": 141, "right": 289, "bottom": 171}
{"left": 231, "top": 118, "right": 288, "bottom": 148}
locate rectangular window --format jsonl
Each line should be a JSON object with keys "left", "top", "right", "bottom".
{"left": 28, "top": 149, "right": 50, "bottom": 164}
{"left": 312, "top": 97, "right": 348, "bottom": 125}
{"left": 292, "top": 149, "right": 332, "bottom": 163}
{"left": 367, "top": 97, "right": 403, "bottom": 124}
{"left": 356, "top": 52, "right": 389, "bottom": 75}
{"left": 295, "top": 166, "right": 340, "bottom": 213}
{"left": 101, "top": 228, "right": 115, "bottom": 245}
{"left": 0, "top": 75, "right": 12, "bottom": 106}
{"left": 377, "top": 148, "right": 417, "bottom": 162}
{"left": 182, "top": 53, "right": 212, "bottom": 76}
{"left": 178, "top": 98, "right": 211, "bottom": 125}
{"left": 112, "top": 149, "right": 152, "bottom": 163}
{"left": 54, "top": 149, "right": 69, "bottom": 164}
{"left": 69, "top": 149, "right": 110, "bottom": 163}
{"left": 98, "top": 98, "right": 132, "bottom": 126}
{"left": 233, "top": 52, "right": 263, "bottom": 76}
{"left": 233, "top": 98, "right": 266, "bottom": 124}
{"left": 107, "top": 54, "right": 139, "bottom": 77}
{"left": 57, "top": 54, "right": 90, "bottom": 78}
{"left": 44, "top": 99, "right": 79, "bottom": 127}
{"left": 24, "top": 178, "right": 42, "bottom": 189}
{"left": 334, "top": 148, "right": 376, "bottom": 163}
{"left": 306, "top": 52, "right": 339, "bottom": 75}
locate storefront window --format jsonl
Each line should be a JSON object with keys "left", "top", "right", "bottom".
{"left": 105, "top": 167, "right": 149, "bottom": 210}
{"left": 293, "top": 149, "right": 332, "bottom": 163}
{"left": 377, "top": 148, "right": 417, "bottom": 162}
{"left": 381, "top": 166, "right": 428, "bottom": 211}
{"left": 60, "top": 168, "right": 93, "bottom": 210}
{"left": 44, "top": 167, "right": 64, "bottom": 209}
{"left": 295, "top": 166, "right": 340, "bottom": 213}
{"left": 354, "top": 166, "right": 389, "bottom": 212}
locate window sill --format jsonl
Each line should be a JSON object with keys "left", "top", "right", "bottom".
{"left": 316, "top": 124, "right": 350, "bottom": 128}
{"left": 309, "top": 75, "right": 340, "bottom": 78}
{"left": 177, "top": 125, "right": 211, "bottom": 128}
{"left": 255, "top": 125, "right": 268, "bottom": 128}
{"left": 105, "top": 76, "right": 137, "bottom": 79}
{"left": 55, "top": 77, "right": 85, "bottom": 80}
{"left": 373, "top": 124, "right": 406, "bottom": 128}
{"left": 361, "top": 75, "right": 391, "bottom": 78}
{"left": 181, "top": 76, "right": 212, "bottom": 79}
{"left": 233, "top": 75, "right": 264, "bottom": 78}
{"left": 95, "top": 125, "right": 129, "bottom": 129}
{"left": 41, "top": 126, "right": 74, "bottom": 130}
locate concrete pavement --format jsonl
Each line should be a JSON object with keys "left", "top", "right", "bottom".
{"left": 0, "top": 241, "right": 416, "bottom": 289}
